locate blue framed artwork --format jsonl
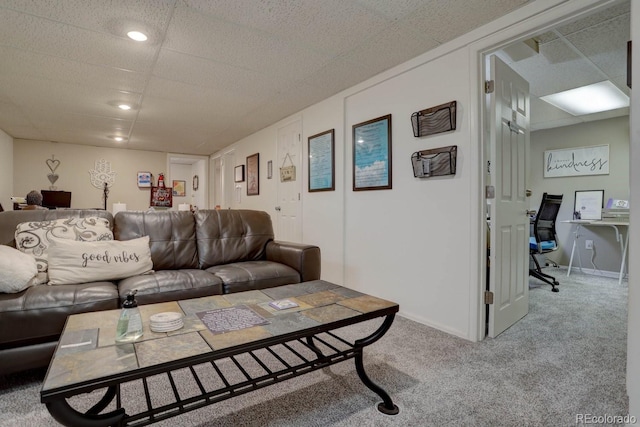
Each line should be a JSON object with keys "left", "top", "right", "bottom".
{"left": 308, "top": 129, "right": 335, "bottom": 192}
{"left": 352, "top": 114, "right": 392, "bottom": 191}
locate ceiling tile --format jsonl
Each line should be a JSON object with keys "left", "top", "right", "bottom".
{"left": 0, "top": 46, "right": 147, "bottom": 94}
{"left": 183, "top": 0, "right": 388, "bottom": 56}
{"left": 0, "top": 8, "right": 157, "bottom": 72}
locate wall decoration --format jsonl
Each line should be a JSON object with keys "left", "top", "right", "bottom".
{"left": 267, "top": 161, "right": 273, "bottom": 179}
{"left": 192, "top": 175, "right": 199, "bottom": 191}
{"left": 411, "top": 101, "right": 457, "bottom": 137}
{"left": 46, "top": 155, "right": 61, "bottom": 190}
{"left": 234, "top": 165, "right": 245, "bottom": 182}
{"left": 411, "top": 145, "right": 457, "bottom": 178}
{"left": 308, "top": 129, "right": 335, "bottom": 192}
{"left": 172, "top": 180, "right": 186, "bottom": 197}
{"left": 280, "top": 153, "right": 296, "bottom": 182}
{"left": 352, "top": 114, "right": 392, "bottom": 191}
{"left": 544, "top": 144, "right": 609, "bottom": 178}
{"left": 89, "top": 159, "right": 117, "bottom": 189}
{"left": 150, "top": 186, "right": 173, "bottom": 208}
{"left": 246, "top": 153, "right": 260, "bottom": 196}
{"left": 137, "top": 172, "right": 152, "bottom": 188}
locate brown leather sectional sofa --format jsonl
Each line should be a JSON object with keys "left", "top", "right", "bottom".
{"left": 0, "top": 208, "right": 320, "bottom": 375}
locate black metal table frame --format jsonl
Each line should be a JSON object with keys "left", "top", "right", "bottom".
{"left": 42, "top": 309, "right": 399, "bottom": 426}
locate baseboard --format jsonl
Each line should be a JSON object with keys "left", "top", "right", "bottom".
{"left": 557, "top": 264, "right": 624, "bottom": 280}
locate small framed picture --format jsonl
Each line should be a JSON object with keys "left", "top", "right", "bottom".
{"left": 234, "top": 165, "right": 245, "bottom": 182}
{"left": 267, "top": 160, "right": 273, "bottom": 179}
{"left": 353, "top": 114, "right": 392, "bottom": 191}
{"left": 137, "top": 171, "right": 152, "bottom": 188}
{"left": 172, "top": 180, "right": 186, "bottom": 197}
{"left": 246, "top": 153, "right": 260, "bottom": 196}
{"left": 308, "top": 129, "right": 335, "bottom": 192}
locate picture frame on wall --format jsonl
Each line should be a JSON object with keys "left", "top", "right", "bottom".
{"left": 172, "top": 180, "right": 186, "bottom": 197}
{"left": 234, "top": 165, "right": 245, "bottom": 182}
{"left": 308, "top": 129, "right": 335, "bottom": 192}
{"left": 246, "top": 153, "right": 260, "bottom": 196}
{"left": 137, "top": 171, "right": 152, "bottom": 188}
{"left": 352, "top": 114, "right": 392, "bottom": 191}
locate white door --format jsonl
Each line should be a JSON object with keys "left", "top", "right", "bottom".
{"left": 487, "top": 55, "right": 530, "bottom": 338}
{"left": 222, "top": 151, "right": 235, "bottom": 209}
{"left": 276, "top": 121, "right": 302, "bottom": 242}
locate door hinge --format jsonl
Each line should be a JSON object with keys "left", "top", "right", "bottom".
{"left": 485, "top": 80, "right": 494, "bottom": 94}
{"left": 484, "top": 291, "right": 494, "bottom": 305}
{"left": 485, "top": 185, "right": 495, "bottom": 199}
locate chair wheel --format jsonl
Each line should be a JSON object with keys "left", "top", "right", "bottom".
{"left": 552, "top": 287, "right": 559, "bottom": 293}
{"left": 553, "top": 281, "right": 559, "bottom": 286}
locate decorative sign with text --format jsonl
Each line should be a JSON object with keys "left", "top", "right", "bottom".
{"left": 544, "top": 145, "right": 609, "bottom": 178}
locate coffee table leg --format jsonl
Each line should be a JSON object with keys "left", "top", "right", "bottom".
{"left": 354, "top": 314, "right": 399, "bottom": 415}
{"left": 305, "top": 336, "right": 324, "bottom": 358}
{"left": 46, "top": 386, "right": 125, "bottom": 427}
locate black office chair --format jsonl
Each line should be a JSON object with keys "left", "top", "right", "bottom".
{"left": 529, "top": 193, "right": 563, "bottom": 292}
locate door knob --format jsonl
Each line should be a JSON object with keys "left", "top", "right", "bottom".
{"left": 525, "top": 189, "right": 532, "bottom": 197}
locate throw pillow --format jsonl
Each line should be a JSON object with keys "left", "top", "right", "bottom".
{"left": 0, "top": 245, "right": 38, "bottom": 293}
{"left": 15, "top": 217, "right": 113, "bottom": 272}
{"left": 47, "top": 236, "right": 153, "bottom": 285}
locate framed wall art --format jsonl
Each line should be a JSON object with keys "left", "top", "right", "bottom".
{"left": 137, "top": 171, "right": 152, "bottom": 188}
{"left": 234, "top": 165, "right": 245, "bottom": 183}
{"left": 308, "top": 129, "right": 335, "bottom": 192}
{"left": 192, "top": 175, "right": 199, "bottom": 191}
{"left": 172, "top": 180, "right": 186, "bottom": 197}
{"left": 352, "top": 114, "right": 392, "bottom": 191}
{"left": 246, "top": 153, "right": 260, "bottom": 196}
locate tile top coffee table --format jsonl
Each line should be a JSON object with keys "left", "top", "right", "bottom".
{"left": 41, "top": 280, "right": 400, "bottom": 426}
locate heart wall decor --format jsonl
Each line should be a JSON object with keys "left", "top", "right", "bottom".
{"left": 46, "top": 157, "right": 60, "bottom": 173}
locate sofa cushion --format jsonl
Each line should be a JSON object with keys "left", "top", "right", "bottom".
{"left": 118, "top": 269, "right": 224, "bottom": 305}
{"left": 0, "top": 245, "right": 39, "bottom": 293}
{"left": 114, "top": 211, "right": 198, "bottom": 270}
{"left": 47, "top": 236, "right": 154, "bottom": 285}
{"left": 15, "top": 216, "right": 113, "bottom": 272}
{"left": 195, "top": 210, "right": 274, "bottom": 269}
{"left": 206, "top": 261, "right": 300, "bottom": 294}
{"left": 0, "top": 281, "right": 118, "bottom": 346}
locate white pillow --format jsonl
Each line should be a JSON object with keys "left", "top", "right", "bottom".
{"left": 15, "top": 217, "right": 113, "bottom": 272}
{"left": 47, "top": 236, "right": 153, "bottom": 285}
{"left": 0, "top": 245, "right": 39, "bottom": 293}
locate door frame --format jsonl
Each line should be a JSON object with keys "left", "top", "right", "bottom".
{"left": 474, "top": 0, "right": 619, "bottom": 340}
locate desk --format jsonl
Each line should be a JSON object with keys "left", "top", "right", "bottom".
{"left": 563, "top": 220, "right": 629, "bottom": 284}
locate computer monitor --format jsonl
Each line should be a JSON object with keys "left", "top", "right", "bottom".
{"left": 41, "top": 190, "right": 71, "bottom": 209}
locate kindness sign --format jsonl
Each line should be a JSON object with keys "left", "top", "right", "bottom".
{"left": 544, "top": 145, "right": 609, "bottom": 178}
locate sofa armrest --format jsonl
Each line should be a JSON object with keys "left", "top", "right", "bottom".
{"left": 265, "top": 241, "right": 320, "bottom": 282}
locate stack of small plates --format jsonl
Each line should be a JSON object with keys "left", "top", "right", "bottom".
{"left": 149, "top": 312, "right": 184, "bottom": 333}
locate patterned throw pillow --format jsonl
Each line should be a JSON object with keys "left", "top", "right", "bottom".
{"left": 15, "top": 217, "right": 113, "bottom": 272}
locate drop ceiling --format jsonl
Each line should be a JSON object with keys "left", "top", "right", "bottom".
{"left": 0, "top": 0, "right": 630, "bottom": 156}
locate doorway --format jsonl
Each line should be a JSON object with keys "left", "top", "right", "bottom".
{"left": 481, "top": 0, "right": 630, "bottom": 338}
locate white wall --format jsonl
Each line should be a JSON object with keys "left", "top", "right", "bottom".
{"left": 628, "top": 0, "right": 639, "bottom": 421}
{"left": 0, "top": 129, "right": 13, "bottom": 211}
{"left": 13, "top": 139, "right": 167, "bottom": 212}
{"left": 344, "top": 47, "right": 472, "bottom": 337}
{"left": 211, "top": 0, "right": 630, "bottom": 343}
{"left": 530, "top": 116, "right": 630, "bottom": 274}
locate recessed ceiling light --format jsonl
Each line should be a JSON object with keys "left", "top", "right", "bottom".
{"left": 540, "top": 81, "right": 629, "bottom": 116}
{"left": 118, "top": 104, "right": 132, "bottom": 110}
{"left": 113, "top": 136, "right": 126, "bottom": 142}
{"left": 127, "top": 31, "right": 148, "bottom": 42}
